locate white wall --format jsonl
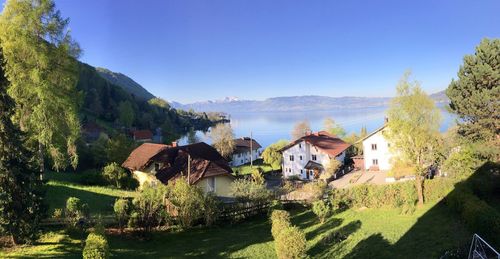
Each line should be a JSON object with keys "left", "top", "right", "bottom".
{"left": 362, "top": 129, "right": 392, "bottom": 171}
{"left": 282, "top": 141, "right": 346, "bottom": 180}
{"left": 231, "top": 149, "right": 260, "bottom": 167}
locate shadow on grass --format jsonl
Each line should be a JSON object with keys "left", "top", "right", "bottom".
{"left": 309, "top": 220, "right": 362, "bottom": 257}
{"left": 344, "top": 162, "right": 500, "bottom": 259}
{"left": 45, "top": 184, "right": 118, "bottom": 215}
{"left": 108, "top": 214, "right": 274, "bottom": 258}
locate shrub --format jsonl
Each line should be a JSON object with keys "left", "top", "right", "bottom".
{"left": 301, "top": 181, "right": 327, "bottom": 201}
{"left": 271, "top": 210, "right": 291, "bottom": 239}
{"left": 114, "top": 199, "right": 129, "bottom": 233}
{"left": 251, "top": 168, "right": 265, "bottom": 185}
{"left": 166, "top": 178, "right": 205, "bottom": 228}
{"left": 129, "top": 184, "right": 168, "bottom": 233}
{"left": 83, "top": 233, "right": 109, "bottom": 259}
{"left": 65, "top": 197, "right": 89, "bottom": 228}
{"left": 230, "top": 178, "right": 273, "bottom": 203}
{"left": 203, "top": 192, "right": 221, "bottom": 226}
{"left": 102, "top": 162, "right": 130, "bottom": 189}
{"left": 93, "top": 216, "right": 106, "bottom": 236}
{"left": 78, "top": 169, "right": 106, "bottom": 186}
{"left": 52, "top": 208, "right": 63, "bottom": 219}
{"left": 312, "top": 200, "right": 331, "bottom": 223}
{"left": 275, "top": 226, "right": 307, "bottom": 259}
{"left": 329, "top": 189, "right": 351, "bottom": 211}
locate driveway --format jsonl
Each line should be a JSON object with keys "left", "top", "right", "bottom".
{"left": 329, "top": 170, "right": 388, "bottom": 189}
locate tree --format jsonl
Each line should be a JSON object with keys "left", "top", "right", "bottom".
{"left": 320, "top": 159, "right": 341, "bottom": 181}
{"left": 385, "top": 72, "right": 441, "bottom": 205}
{"left": 447, "top": 38, "right": 500, "bottom": 157}
{"left": 230, "top": 178, "right": 273, "bottom": 203}
{"left": 323, "top": 117, "right": 346, "bottom": 137}
{"left": 0, "top": 0, "right": 82, "bottom": 172}
{"left": 251, "top": 168, "right": 265, "bottom": 185}
{"left": 148, "top": 97, "right": 170, "bottom": 109}
{"left": 291, "top": 120, "right": 311, "bottom": 140}
{"left": 0, "top": 50, "right": 45, "bottom": 245}
{"left": 102, "top": 163, "right": 128, "bottom": 189}
{"left": 166, "top": 178, "right": 205, "bottom": 228}
{"left": 262, "top": 140, "right": 289, "bottom": 170}
{"left": 106, "top": 134, "right": 136, "bottom": 164}
{"left": 118, "top": 101, "right": 135, "bottom": 128}
{"left": 209, "top": 123, "right": 235, "bottom": 158}
{"left": 113, "top": 199, "right": 129, "bottom": 233}
{"left": 312, "top": 200, "right": 331, "bottom": 223}
{"left": 128, "top": 184, "right": 168, "bottom": 234}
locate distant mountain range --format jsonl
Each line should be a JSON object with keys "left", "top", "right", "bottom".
{"left": 96, "top": 67, "right": 155, "bottom": 101}
{"left": 171, "top": 90, "right": 449, "bottom": 113}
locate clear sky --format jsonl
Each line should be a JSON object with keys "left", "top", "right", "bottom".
{"left": 2, "top": 0, "right": 500, "bottom": 103}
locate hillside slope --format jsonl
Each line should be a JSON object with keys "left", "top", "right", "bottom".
{"left": 96, "top": 67, "right": 155, "bottom": 101}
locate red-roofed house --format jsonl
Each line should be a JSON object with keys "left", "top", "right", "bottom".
{"left": 131, "top": 130, "right": 154, "bottom": 142}
{"left": 281, "top": 131, "right": 351, "bottom": 180}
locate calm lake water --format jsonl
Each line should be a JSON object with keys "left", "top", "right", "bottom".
{"left": 179, "top": 105, "right": 455, "bottom": 148}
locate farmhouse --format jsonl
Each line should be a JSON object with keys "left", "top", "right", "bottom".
{"left": 122, "top": 142, "right": 235, "bottom": 197}
{"left": 359, "top": 124, "right": 393, "bottom": 171}
{"left": 231, "top": 137, "right": 262, "bottom": 166}
{"left": 281, "top": 131, "right": 351, "bottom": 180}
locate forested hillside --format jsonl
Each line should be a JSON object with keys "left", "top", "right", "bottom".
{"left": 77, "top": 62, "right": 215, "bottom": 141}
{"left": 96, "top": 67, "right": 155, "bottom": 101}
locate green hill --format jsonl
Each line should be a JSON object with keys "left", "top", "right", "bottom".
{"left": 96, "top": 67, "right": 155, "bottom": 101}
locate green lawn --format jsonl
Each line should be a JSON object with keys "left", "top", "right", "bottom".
{"left": 1, "top": 200, "right": 471, "bottom": 258}
{"left": 231, "top": 159, "right": 275, "bottom": 175}
{"left": 44, "top": 171, "right": 136, "bottom": 216}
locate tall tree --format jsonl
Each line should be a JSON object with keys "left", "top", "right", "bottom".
{"left": 118, "top": 101, "right": 135, "bottom": 128}
{"left": 0, "top": 50, "right": 45, "bottom": 245}
{"left": 209, "top": 123, "right": 235, "bottom": 158}
{"left": 0, "top": 0, "right": 82, "bottom": 172}
{"left": 291, "top": 120, "right": 311, "bottom": 140}
{"left": 447, "top": 38, "right": 500, "bottom": 157}
{"left": 323, "top": 117, "right": 346, "bottom": 137}
{"left": 385, "top": 72, "right": 441, "bottom": 205}
{"left": 262, "top": 140, "right": 290, "bottom": 170}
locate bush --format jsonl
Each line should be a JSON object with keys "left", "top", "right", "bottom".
{"left": 271, "top": 210, "right": 291, "bottom": 239}
{"left": 275, "top": 226, "right": 307, "bottom": 259}
{"left": 251, "top": 168, "right": 265, "bottom": 185}
{"left": 52, "top": 208, "right": 63, "bottom": 219}
{"left": 312, "top": 200, "right": 331, "bottom": 223}
{"left": 102, "top": 162, "right": 137, "bottom": 189}
{"left": 301, "top": 181, "right": 327, "bottom": 201}
{"left": 166, "top": 178, "right": 205, "bottom": 228}
{"left": 128, "top": 184, "right": 168, "bottom": 233}
{"left": 78, "top": 169, "right": 107, "bottom": 186}
{"left": 329, "top": 189, "right": 351, "bottom": 211}
{"left": 114, "top": 199, "right": 130, "bottom": 232}
{"left": 65, "top": 197, "right": 89, "bottom": 228}
{"left": 83, "top": 233, "right": 109, "bottom": 259}
{"left": 203, "top": 192, "right": 221, "bottom": 226}
{"left": 230, "top": 178, "right": 273, "bottom": 203}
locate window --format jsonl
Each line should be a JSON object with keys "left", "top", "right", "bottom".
{"left": 371, "top": 144, "right": 377, "bottom": 150}
{"left": 154, "top": 163, "right": 160, "bottom": 171}
{"left": 299, "top": 143, "right": 302, "bottom": 148}
{"left": 290, "top": 155, "right": 294, "bottom": 161}
{"left": 207, "top": 177, "right": 216, "bottom": 192}
{"left": 312, "top": 154, "right": 317, "bottom": 161}
{"left": 372, "top": 159, "right": 378, "bottom": 165}
{"left": 299, "top": 155, "right": 303, "bottom": 160}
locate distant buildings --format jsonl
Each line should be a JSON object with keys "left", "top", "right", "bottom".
{"left": 281, "top": 131, "right": 351, "bottom": 180}
{"left": 231, "top": 137, "right": 262, "bottom": 167}
{"left": 122, "top": 142, "right": 234, "bottom": 197}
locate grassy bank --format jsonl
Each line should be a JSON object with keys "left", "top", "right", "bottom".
{"left": 231, "top": 159, "right": 274, "bottom": 175}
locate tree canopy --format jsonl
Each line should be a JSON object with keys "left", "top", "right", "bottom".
{"left": 323, "top": 117, "right": 346, "bottom": 137}
{"left": 291, "top": 120, "right": 311, "bottom": 140}
{"left": 209, "top": 123, "right": 235, "bottom": 158}
{"left": 262, "top": 140, "right": 289, "bottom": 170}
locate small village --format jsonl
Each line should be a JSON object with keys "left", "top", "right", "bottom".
{"left": 0, "top": 0, "right": 499, "bottom": 258}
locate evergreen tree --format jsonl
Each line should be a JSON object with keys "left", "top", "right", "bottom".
{"left": 0, "top": 50, "right": 45, "bottom": 245}
{"left": 0, "top": 0, "right": 82, "bottom": 172}
{"left": 447, "top": 38, "right": 499, "bottom": 156}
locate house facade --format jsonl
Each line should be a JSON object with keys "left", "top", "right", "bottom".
{"left": 122, "top": 142, "right": 235, "bottom": 197}
{"left": 231, "top": 137, "right": 262, "bottom": 167}
{"left": 281, "top": 131, "right": 351, "bottom": 180}
{"left": 361, "top": 125, "right": 393, "bottom": 171}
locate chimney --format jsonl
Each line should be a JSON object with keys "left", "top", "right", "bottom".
{"left": 384, "top": 117, "right": 389, "bottom": 124}
{"left": 171, "top": 141, "right": 178, "bottom": 147}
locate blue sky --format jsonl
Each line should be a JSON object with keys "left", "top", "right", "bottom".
{"left": 2, "top": 0, "right": 500, "bottom": 103}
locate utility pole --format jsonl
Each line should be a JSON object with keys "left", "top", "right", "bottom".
{"left": 250, "top": 131, "right": 253, "bottom": 168}
{"left": 187, "top": 153, "right": 191, "bottom": 184}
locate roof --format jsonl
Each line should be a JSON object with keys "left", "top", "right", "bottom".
{"left": 356, "top": 124, "right": 387, "bottom": 144}
{"left": 304, "top": 160, "right": 324, "bottom": 170}
{"left": 132, "top": 130, "right": 153, "bottom": 140}
{"left": 233, "top": 137, "right": 262, "bottom": 153}
{"left": 281, "top": 131, "right": 351, "bottom": 158}
{"left": 155, "top": 142, "right": 234, "bottom": 184}
{"left": 122, "top": 143, "right": 170, "bottom": 171}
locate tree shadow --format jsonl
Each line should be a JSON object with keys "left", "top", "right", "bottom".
{"left": 309, "top": 220, "right": 362, "bottom": 257}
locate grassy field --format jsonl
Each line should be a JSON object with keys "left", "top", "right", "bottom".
{"left": 1, "top": 200, "right": 471, "bottom": 258}
{"left": 231, "top": 159, "right": 275, "bottom": 175}
{"left": 44, "top": 171, "right": 136, "bottom": 216}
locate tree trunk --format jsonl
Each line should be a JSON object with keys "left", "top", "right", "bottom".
{"left": 415, "top": 175, "right": 424, "bottom": 206}
{"left": 38, "top": 141, "right": 45, "bottom": 180}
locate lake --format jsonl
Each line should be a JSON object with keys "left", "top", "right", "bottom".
{"left": 179, "top": 105, "right": 455, "bottom": 148}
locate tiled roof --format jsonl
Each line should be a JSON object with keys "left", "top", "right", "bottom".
{"left": 122, "top": 143, "right": 170, "bottom": 171}
{"left": 281, "top": 131, "right": 351, "bottom": 158}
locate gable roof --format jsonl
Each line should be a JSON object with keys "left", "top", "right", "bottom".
{"left": 233, "top": 137, "right": 262, "bottom": 153}
{"left": 155, "top": 142, "right": 233, "bottom": 184}
{"left": 357, "top": 124, "right": 387, "bottom": 144}
{"left": 281, "top": 131, "right": 351, "bottom": 158}
{"left": 132, "top": 129, "right": 153, "bottom": 140}
{"left": 122, "top": 143, "right": 170, "bottom": 171}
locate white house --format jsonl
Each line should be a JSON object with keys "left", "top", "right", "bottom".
{"left": 360, "top": 125, "right": 393, "bottom": 171}
{"left": 281, "top": 131, "right": 351, "bottom": 180}
{"left": 231, "top": 137, "right": 262, "bottom": 167}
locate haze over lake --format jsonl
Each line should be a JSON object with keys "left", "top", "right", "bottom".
{"left": 180, "top": 105, "right": 455, "bottom": 148}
